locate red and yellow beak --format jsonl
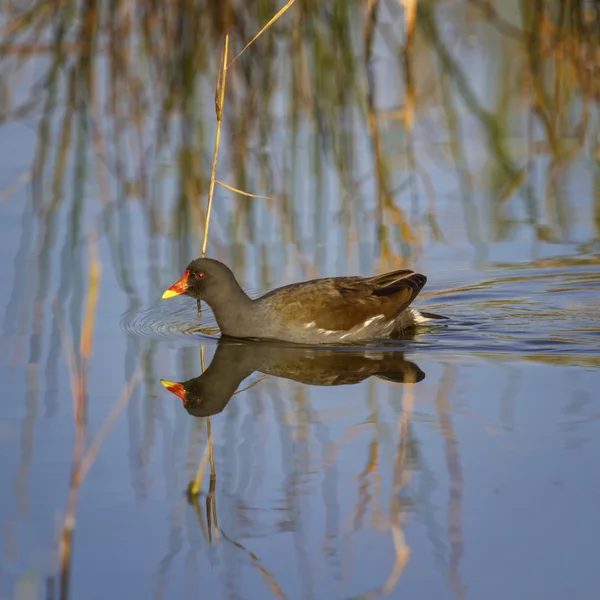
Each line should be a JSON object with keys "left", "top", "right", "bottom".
{"left": 160, "top": 379, "right": 187, "bottom": 404}
{"left": 162, "top": 270, "right": 190, "bottom": 299}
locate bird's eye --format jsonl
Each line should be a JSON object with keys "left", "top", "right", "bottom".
{"left": 194, "top": 272, "right": 205, "bottom": 280}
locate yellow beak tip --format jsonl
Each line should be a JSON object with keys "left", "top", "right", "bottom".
{"left": 161, "top": 289, "right": 180, "bottom": 299}
{"left": 160, "top": 379, "right": 178, "bottom": 389}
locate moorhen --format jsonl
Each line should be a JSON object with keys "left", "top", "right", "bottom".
{"left": 162, "top": 258, "right": 446, "bottom": 344}
{"left": 160, "top": 338, "right": 425, "bottom": 417}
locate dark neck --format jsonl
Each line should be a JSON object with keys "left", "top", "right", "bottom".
{"left": 203, "top": 280, "right": 254, "bottom": 336}
{"left": 187, "top": 347, "right": 256, "bottom": 416}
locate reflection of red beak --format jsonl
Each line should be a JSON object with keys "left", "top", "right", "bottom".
{"left": 160, "top": 379, "right": 187, "bottom": 404}
{"left": 162, "top": 270, "right": 190, "bottom": 299}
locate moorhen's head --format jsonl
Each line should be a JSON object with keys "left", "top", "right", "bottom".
{"left": 160, "top": 365, "right": 241, "bottom": 418}
{"left": 161, "top": 258, "right": 238, "bottom": 302}
{"left": 160, "top": 378, "right": 218, "bottom": 417}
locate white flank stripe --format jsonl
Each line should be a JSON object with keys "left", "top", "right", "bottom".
{"left": 410, "top": 309, "right": 431, "bottom": 324}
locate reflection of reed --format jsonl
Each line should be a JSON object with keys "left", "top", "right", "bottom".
{"left": 219, "top": 529, "right": 287, "bottom": 599}
{"left": 366, "top": 0, "right": 417, "bottom": 267}
{"left": 345, "top": 369, "right": 419, "bottom": 598}
{"left": 50, "top": 240, "right": 141, "bottom": 600}
{"left": 436, "top": 366, "right": 466, "bottom": 600}
{"left": 420, "top": 2, "right": 539, "bottom": 228}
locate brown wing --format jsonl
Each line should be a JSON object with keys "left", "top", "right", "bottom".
{"left": 264, "top": 269, "right": 427, "bottom": 332}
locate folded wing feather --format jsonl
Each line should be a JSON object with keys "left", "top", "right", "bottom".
{"left": 276, "top": 269, "right": 427, "bottom": 332}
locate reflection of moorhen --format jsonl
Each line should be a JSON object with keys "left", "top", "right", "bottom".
{"left": 160, "top": 339, "right": 425, "bottom": 418}
{"left": 162, "top": 258, "right": 446, "bottom": 344}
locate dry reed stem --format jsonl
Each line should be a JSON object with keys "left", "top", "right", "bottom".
{"left": 180, "top": 324, "right": 220, "bottom": 336}
{"left": 201, "top": 35, "right": 229, "bottom": 258}
{"left": 215, "top": 180, "right": 273, "bottom": 200}
{"left": 227, "top": 0, "right": 297, "bottom": 68}
{"left": 200, "top": 2, "right": 296, "bottom": 257}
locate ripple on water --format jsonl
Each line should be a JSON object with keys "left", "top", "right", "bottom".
{"left": 121, "top": 298, "right": 220, "bottom": 341}
{"left": 416, "top": 264, "right": 600, "bottom": 360}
